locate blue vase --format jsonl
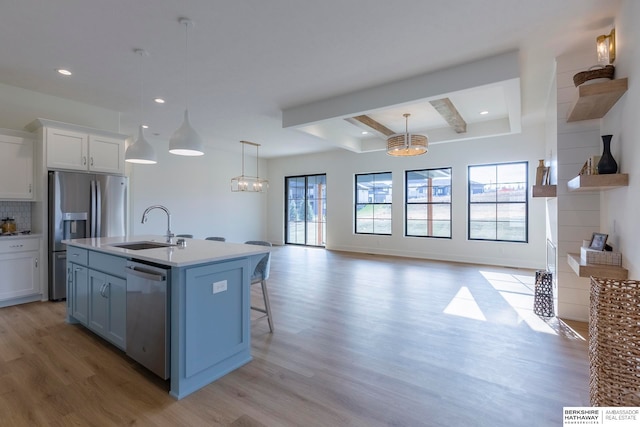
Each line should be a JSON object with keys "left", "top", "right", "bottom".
{"left": 597, "top": 135, "right": 618, "bottom": 174}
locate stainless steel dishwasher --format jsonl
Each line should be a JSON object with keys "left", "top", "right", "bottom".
{"left": 125, "top": 260, "right": 170, "bottom": 379}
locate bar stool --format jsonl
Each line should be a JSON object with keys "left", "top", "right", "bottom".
{"left": 205, "top": 236, "right": 226, "bottom": 242}
{"left": 244, "top": 240, "right": 274, "bottom": 332}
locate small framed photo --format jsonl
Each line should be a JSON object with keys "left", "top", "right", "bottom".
{"left": 589, "top": 232, "right": 608, "bottom": 251}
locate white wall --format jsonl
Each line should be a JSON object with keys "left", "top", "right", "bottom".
{"left": 267, "top": 125, "right": 548, "bottom": 269}
{"left": 0, "top": 82, "right": 121, "bottom": 132}
{"left": 128, "top": 140, "right": 267, "bottom": 243}
{"left": 556, "top": 47, "right": 603, "bottom": 322}
{"left": 601, "top": 0, "right": 640, "bottom": 277}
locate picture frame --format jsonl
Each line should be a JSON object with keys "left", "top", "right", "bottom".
{"left": 589, "top": 232, "right": 608, "bottom": 251}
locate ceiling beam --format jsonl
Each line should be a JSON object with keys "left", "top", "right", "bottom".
{"left": 429, "top": 98, "right": 467, "bottom": 133}
{"left": 348, "top": 115, "right": 395, "bottom": 137}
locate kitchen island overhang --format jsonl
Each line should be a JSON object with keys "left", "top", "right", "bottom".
{"left": 63, "top": 235, "right": 270, "bottom": 399}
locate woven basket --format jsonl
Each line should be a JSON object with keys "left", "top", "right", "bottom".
{"left": 573, "top": 65, "right": 615, "bottom": 87}
{"left": 589, "top": 277, "right": 640, "bottom": 406}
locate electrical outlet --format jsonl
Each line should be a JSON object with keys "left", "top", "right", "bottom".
{"left": 212, "top": 280, "right": 227, "bottom": 294}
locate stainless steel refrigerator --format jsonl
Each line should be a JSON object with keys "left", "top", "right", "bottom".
{"left": 48, "top": 171, "right": 128, "bottom": 300}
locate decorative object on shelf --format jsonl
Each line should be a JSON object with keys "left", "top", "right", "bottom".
{"left": 589, "top": 277, "right": 639, "bottom": 406}
{"left": 230, "top": 141, "right": 269, "bottom": 192}
{"left": 596, "top": 134, "right": 618, "bottom": 174}
{"left": 588, "top": 232, "right": 608, "bottom": 251}
{"left": 386, "top": 113, "right": 428, "bottom": 157}
{"left": 596, "top": 29, "right": 616, "bottom": 65}
{"left": 125, "top": 49, "right": 157, "bottom": 164}
{"left": 535, "top": 160, "right": 545, "bottom": 185}
{"left": 573, "top": 65, "right": 615, "bottom": 87}
{"left": 581, "top": 246, "right": 622, "bottom": 266}
{"left": 533, "top": 270, "right": 554, "bottom": 318}
{"left": 169, "top": 17, "right": 204, "bottom": 157}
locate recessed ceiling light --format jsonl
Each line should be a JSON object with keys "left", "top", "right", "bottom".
{"left": 142, "top": 124, "right": 149, "bottom": 129}
{"left": 154, "top": 98, "right": 165, "bottom": 104}
{"left": 361, "top": 131, "right": 369, "bottom": 135}
{"left": 479, "top": 110, "right": 489, "bottom": 115}
{"left": 57, "top": 69, "right": 72, "bottom": 76}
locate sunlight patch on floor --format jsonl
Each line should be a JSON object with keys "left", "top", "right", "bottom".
{"left": 443, "top": 286, "right": 487, "bottom": 321}
{"left": 480, "top": 270, "right": 557, "bottom": 335}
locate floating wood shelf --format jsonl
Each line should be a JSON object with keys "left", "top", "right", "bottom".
{"left": 567, "top": 174, "right": 628, "bottom": 192}
{"left": 531, "top": 185, "right": 557, "bottom": 198}
{"left": 567, "top": 78, "right": 628, "bottom": 122}
{"left": 567, "top": 253, "right": 628, "bottom": 280}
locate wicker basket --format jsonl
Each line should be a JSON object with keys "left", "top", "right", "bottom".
{"left": 589, "top": 277, "right": 640, "bottom": 406}
{"left": 573, "top": 65, "right": 615, "bottom": 87}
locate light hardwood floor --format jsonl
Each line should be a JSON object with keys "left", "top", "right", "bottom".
{"left": 0, "top": 246, "right": 589, "bottom": 426}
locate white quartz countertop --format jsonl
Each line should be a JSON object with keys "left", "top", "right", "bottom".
{"left": 63, "top": 235, "right": 270, "bottom": 267}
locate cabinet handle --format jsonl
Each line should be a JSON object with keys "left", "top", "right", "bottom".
{"left": 90, "top": 157, "right": 94, "bottom": 166}
{"left": 29, "top": 184, "right": 32, "bottom": 193}
{"left": 83, "top": 156, "right": 87, "bottom": 165}
{"left": 35, "top": 258, "right": 38, "bottom": 268}
{"left": 9, "top": 244, "right": 23, "bottom": 248}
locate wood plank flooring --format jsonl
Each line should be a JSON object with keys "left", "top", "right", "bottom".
{"left": 0, "top": 246, "right": 589, "bottom": 426}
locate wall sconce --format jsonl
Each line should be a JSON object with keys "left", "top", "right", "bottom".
{"left": 596, "top": 29, "right": 615, "bottom": 65}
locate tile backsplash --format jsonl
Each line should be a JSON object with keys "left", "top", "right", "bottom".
{"left": 0, "top": 201, "right": 32, "bottom": 231}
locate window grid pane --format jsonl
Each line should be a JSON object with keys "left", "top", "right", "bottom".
{"left": 355, "top": 172, "right": 392, "bottom": 235}
{"left": 468, "top": 162, "right": 528, "bottom": 243}
{"left": 405, "top": 167, "right": 452, "bottom": 238}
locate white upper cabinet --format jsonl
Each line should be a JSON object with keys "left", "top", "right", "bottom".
{"left": 46, "top": 127, "right": 125, "bottom": 175}
{"left": 28, "top": 119, "right": 126, "bottom": 176}
{"left": 0, "top": 131, "right": 34, "bottom": 200}
{"left": 46, "top": 127, "right": 88, "bottom": 171}
{"left": 88, "top": 134, "right": 125, "bottom": 174}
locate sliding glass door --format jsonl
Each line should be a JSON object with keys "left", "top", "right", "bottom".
{"left": 285, "top": 174, "right": 326, "bottom": 246}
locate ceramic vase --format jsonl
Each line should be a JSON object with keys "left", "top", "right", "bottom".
{"left": 597, "top": 134, "right": 618, "bottom": 174}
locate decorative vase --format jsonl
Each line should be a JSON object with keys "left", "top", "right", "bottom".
{"left": 597, "top": 135, "right": 618, "bottom": 174}
{"left": 535, "top": 159, "right": 545, "bottom": 185}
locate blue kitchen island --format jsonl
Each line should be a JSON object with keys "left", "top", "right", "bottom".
{"left": 63, "top": 235, "right": 269, "bottom": 399}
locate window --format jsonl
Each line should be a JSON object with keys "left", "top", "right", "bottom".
{"left": 285, "top": 174, "right": 326, "bottom": 246}
{"left": 468, "top": 162, "right": 528, "bottom": 242}
{"left": 406, "top": 168, "right": 452, "bottom": 238}
{"left": 355, "top": 172, "right": 392, "bottom": 235}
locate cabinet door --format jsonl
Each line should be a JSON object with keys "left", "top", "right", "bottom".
{"left": 46, "top": 128, "right": 88, "bottom": 171}
{"left": 88, "top": 135, "right": 125, "bottom": 175}
{"left": 0, "top": 134, "right": 34, "bottom": 200}
{"left": 105, "top": 275, "right": 126, "bottom": 349}
{"left": 69, "top": 263, "right": 89, "bottom": 325}
{"left": 88, "top": 270, "right": 108, "bottom": 335}
{"left": 0, "top": 251, "right": 39, "bottom": 300}
{"left": 88, "top": 270, "right": 126, "bottom": 349}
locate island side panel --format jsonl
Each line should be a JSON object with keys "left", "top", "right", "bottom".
{"left": 169, "top": 257, "right": 252, "bottom": 400}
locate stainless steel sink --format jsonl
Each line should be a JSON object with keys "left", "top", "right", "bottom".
{"left": 110, "top": 241, "right": 175, "bottom": 250}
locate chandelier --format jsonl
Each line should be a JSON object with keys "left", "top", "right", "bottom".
{"left": 386, "top": 113, "right": 428, "bottom": 156}
{"left": 230, "top": 141, "right": 269, "bottom": 192}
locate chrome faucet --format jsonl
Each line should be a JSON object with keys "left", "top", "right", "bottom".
{"left": 141, "top": 205, "right": 174, "bottom": 243}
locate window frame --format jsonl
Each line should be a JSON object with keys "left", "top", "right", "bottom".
{"left": 405, "top": 167, "right": 452, "bottom": 239}
{"left": 467, "top": 161, "right": 529, "bottom": 243}
{"left": 354, "top": 171, "right": 392, "bottom": 236}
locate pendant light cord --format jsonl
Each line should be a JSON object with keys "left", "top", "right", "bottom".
{"left": 184, "top": 20, "right": 190, "bottom": 111}
{"left": 140, "top": 51, "right": 144, "bottom": 125}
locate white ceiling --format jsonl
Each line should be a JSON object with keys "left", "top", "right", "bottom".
{"left": 0, "top": 0, "right": 619, "bottom": 158}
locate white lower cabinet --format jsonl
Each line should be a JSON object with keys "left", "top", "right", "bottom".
{"left": 0, "top": 237, "right": 41, "bottom": 304}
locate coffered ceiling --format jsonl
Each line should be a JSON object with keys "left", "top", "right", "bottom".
{"left": 0, "top": 1, "right": 620, "bottom": 158}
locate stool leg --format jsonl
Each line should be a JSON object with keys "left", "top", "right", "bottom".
{"left": 261, "top": 279, "right": 274, "bottom": 333}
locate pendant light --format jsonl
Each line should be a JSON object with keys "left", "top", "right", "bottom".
{"left": 386, "top": 113, "right": 428, "bottom": 157}
{"left": 169, "top": 17, "right": 204, "bottom": 157}
{"left": 125, "top": 48, "right": 157, "bottom": 164}
{"left": 230, "top": 141, "right": 269, "bottom": 192}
